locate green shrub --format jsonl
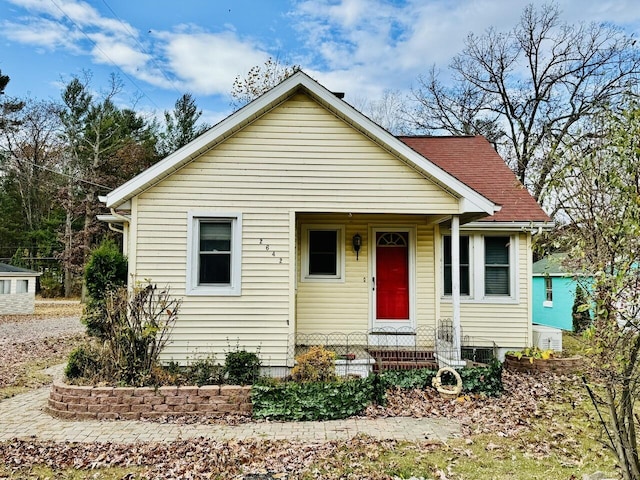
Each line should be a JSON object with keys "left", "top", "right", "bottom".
{"left": 65, "top": 343, "right": 102, "bottom": 380}
{"left": 291, "top": 345, "right": 337, "bottom": 383}
{"left": 458, "top": 359, "right": 503, "bottom": 397}
{"left": 159, "top": 357, "right": 224, "bottom": 386}
{"left": 573, "top": 284, "right": 592, "bottom": 333}
{"left": 252, "top": 375, "right": 380, "bottom": 421}
{"left": 84, "top": 239, "right": 127, "bottom": 301}
{"left": 189, "top": 357, "right": 225, "bottom": 386}
{"left": 225, "top": 347, "right": 261, "bottom": 385}
{"left": 83, "top": 240, "right": 128, "bottom": 339}
{"left": 380, "top": 368, "right": 437, "bottom": 389}
{"left": 381, "top": 362, "right": 503, "bottom": 397}
{"left": 39, "top": 272, "right": 64, "bottom": 298}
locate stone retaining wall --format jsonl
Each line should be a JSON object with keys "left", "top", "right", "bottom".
{"left": 504, "top": 355, "right": 583, "bottom": 374}
{"left": 47, "top": 382, "right": 252, "bottom": 420}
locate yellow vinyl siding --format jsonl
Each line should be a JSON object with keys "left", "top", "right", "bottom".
{"left": 296, "top": 214, "right": 437, "bottom": 334}
{"left": 439, "top": 232, "right": 531, "bottom": 349}
{"left": 143, "top": 95, "right": 459, "bottom": 215}
{"left": 130, "top": 93, "right": 463, "bottom": 365}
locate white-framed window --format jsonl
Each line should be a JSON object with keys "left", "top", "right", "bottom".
{"left": 301, "top": 225, "right": 345, "bottom": 282}
{"left": 443, "top": 235, "right": 471, "bottom": 296}
{"left": 543, "top": 276, "right": 553, "bottom": 307}
{"left": 442, "top": 233, "right": 517, "bottom": 301}
{"left": 16, "top": 279, "right": 28, "bottom": 293}
{"left": 0, "top": 280, "right": 10, "bottom": 294}
{"left": 484, "top": 236, "right": 511, "bottom": 296}
{"left": 187, "top": 212, "right": 242, "bottom": 296}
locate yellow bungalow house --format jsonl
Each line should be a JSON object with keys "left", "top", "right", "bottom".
{"left": 101, "top": 72, "right": 550, "bottom": 375}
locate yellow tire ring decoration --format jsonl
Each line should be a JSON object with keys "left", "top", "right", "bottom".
{"left": 432, "top": 367, "right": 463, "bottom": 397}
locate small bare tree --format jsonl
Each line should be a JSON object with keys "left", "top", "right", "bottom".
{"left": 555, "top": 100, "right": 640, "bottom": 480}
{"left": 103, "top": 284, "right": 181, "bottom": 386}
{"left": 230, "top": 57, "right": 300, "bottom": 109}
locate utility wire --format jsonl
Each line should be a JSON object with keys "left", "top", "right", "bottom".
{"left": 100, "top": 0, "right": 184, "bottom": 98}
{"left": 49, "top": 0, "right": 161, "bottom": 111}
{"left": 7, "top": 158, "right": 111, "bottom": 190}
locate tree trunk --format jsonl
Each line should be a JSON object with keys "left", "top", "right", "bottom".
{"left": 64, "top": 208, "right": 73, "bottom": 298}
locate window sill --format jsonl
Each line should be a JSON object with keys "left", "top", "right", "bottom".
{"left": 186, "top": 285, "right": 241, "bottom": 296}
{"left": 441, "top": 296, "right": 518, "bottom": 305}
{"left": 300, "top": 276, "right": 344, "bottom": 283}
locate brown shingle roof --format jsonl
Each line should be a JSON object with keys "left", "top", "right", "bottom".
{"left": 397, "top": 135, "right": 550, "bottom": 223}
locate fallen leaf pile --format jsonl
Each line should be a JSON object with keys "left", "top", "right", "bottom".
{"left": 0, "top": 334, "right": 85, "bottom": 389}
{"left": 364, "top": 370, "right": 581, "bottom": 437}
{"left": 0, "top": 437, "right": 405, "bottom": 479}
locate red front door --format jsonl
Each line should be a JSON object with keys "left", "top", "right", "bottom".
{"left": 375, "top": 232, "right": 409, "bottom": 320}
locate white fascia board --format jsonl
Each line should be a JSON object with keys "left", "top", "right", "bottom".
{"left": 105, "top": 71, "right": 498, "bottom": 215}
{"left": 461, "top": 221, "right": 554, "bottom": 232}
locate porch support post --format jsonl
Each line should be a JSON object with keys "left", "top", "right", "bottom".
{"left": 451, "top": 215, "right": 461, "bottom": 362}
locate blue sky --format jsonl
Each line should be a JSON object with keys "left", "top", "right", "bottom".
{"left": 2, "top": 0, "right": 640, "bottom": 125}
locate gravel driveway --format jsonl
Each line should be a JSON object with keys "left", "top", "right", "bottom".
{"left": 0, "top": 301, "right": 85, "bottom": 391}
{"left": 0, "top": 316, "right": 84, "bottom": 345}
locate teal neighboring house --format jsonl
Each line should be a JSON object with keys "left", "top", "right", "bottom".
{"left": 532, "top": 254, "right": 591, "bottom": 331}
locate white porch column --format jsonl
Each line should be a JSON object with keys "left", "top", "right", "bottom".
{"left": 451, "top": 215, "right": 461, "bottom": 362}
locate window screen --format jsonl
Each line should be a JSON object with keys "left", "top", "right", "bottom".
{"left": 199, "top": 221, "right": 232, "bottom": 285}
{"left": 485, "top": 236, "right": 510, "bottom": 296}
{"left": 443, "top": 235, "right": 470, "bottom": 295}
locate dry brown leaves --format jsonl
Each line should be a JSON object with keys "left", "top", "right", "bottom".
{"left": 364, "top": 370, "right": 579, "bottom": 438}
{"left": 0, "top": 300, "right": 82, "bottom": 325}
{"left": 0, "top": 334, "right": 85, "bottom": 389}
{"left": 0, "top": 437, "right": 403, "bottom": 479}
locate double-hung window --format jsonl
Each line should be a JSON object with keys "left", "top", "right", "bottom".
{"left": 187, "top": 213, "right": 242, "bottom": 295}
{"left": 443, "top": 235, "right": 470, "bottom": 295}
{"left": 0, "top": 280, "right": 9, "bottom": 294}
{"left": 484, "top": 236, "right": 511, "bottom": 296}
{"left": 544, "top": 276, "right": 553, "bottom": 306}
{"left": 301, "top": 225, "right": 344, "bottom": 281}
{"left": 442, "top": 233, "right": 515, "bottom": 301}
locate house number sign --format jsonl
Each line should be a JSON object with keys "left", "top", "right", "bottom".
{"left": 259, "top": 238, "right": 283, "bottom": 264}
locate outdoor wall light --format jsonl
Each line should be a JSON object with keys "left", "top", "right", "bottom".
{"left": 352, "top": 233, "right": 362, "bottom": 260}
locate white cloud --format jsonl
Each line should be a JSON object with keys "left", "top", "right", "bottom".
{"left": 3, "top": 0, "right": 640, "bottom": 114}
{"left": 8, "top": 0, "right": 133, "bottom": 34}
{"left": 290, "top": 0, "right": 640, "bottom": 103}
{"left": 3, "top": 0, "right": 273, "bottom": 99}
{"left": 159, "top": 30, "right": 270, "bottom": 96}
{"left": 88, "top": 33, "right": 150, "bottom": 69}
{"left": 1, "top": 17, "right": 81, "bottom": 51}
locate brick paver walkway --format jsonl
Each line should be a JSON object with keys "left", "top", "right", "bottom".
{"left": 0, "top": 367, "right": 461, "bottom": 444}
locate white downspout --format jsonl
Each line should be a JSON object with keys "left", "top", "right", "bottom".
{"left": 110, "top": 208, "right": 130, "bottom": 257}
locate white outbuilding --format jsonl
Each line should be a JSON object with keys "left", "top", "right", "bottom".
{"left": 0, "top": 262, "right": 40, "bottom": 315}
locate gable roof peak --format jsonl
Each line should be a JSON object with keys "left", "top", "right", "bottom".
{"left": 104, "top": 72, "right": 498, "bottom": 218}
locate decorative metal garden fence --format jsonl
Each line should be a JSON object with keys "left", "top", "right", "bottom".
{"left": 289, "top": 320, "right": 498, "bottom": 376}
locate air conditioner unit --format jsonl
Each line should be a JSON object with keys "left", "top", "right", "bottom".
{"left": 532, "top": 324, "right": 562, "bottom": 351}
